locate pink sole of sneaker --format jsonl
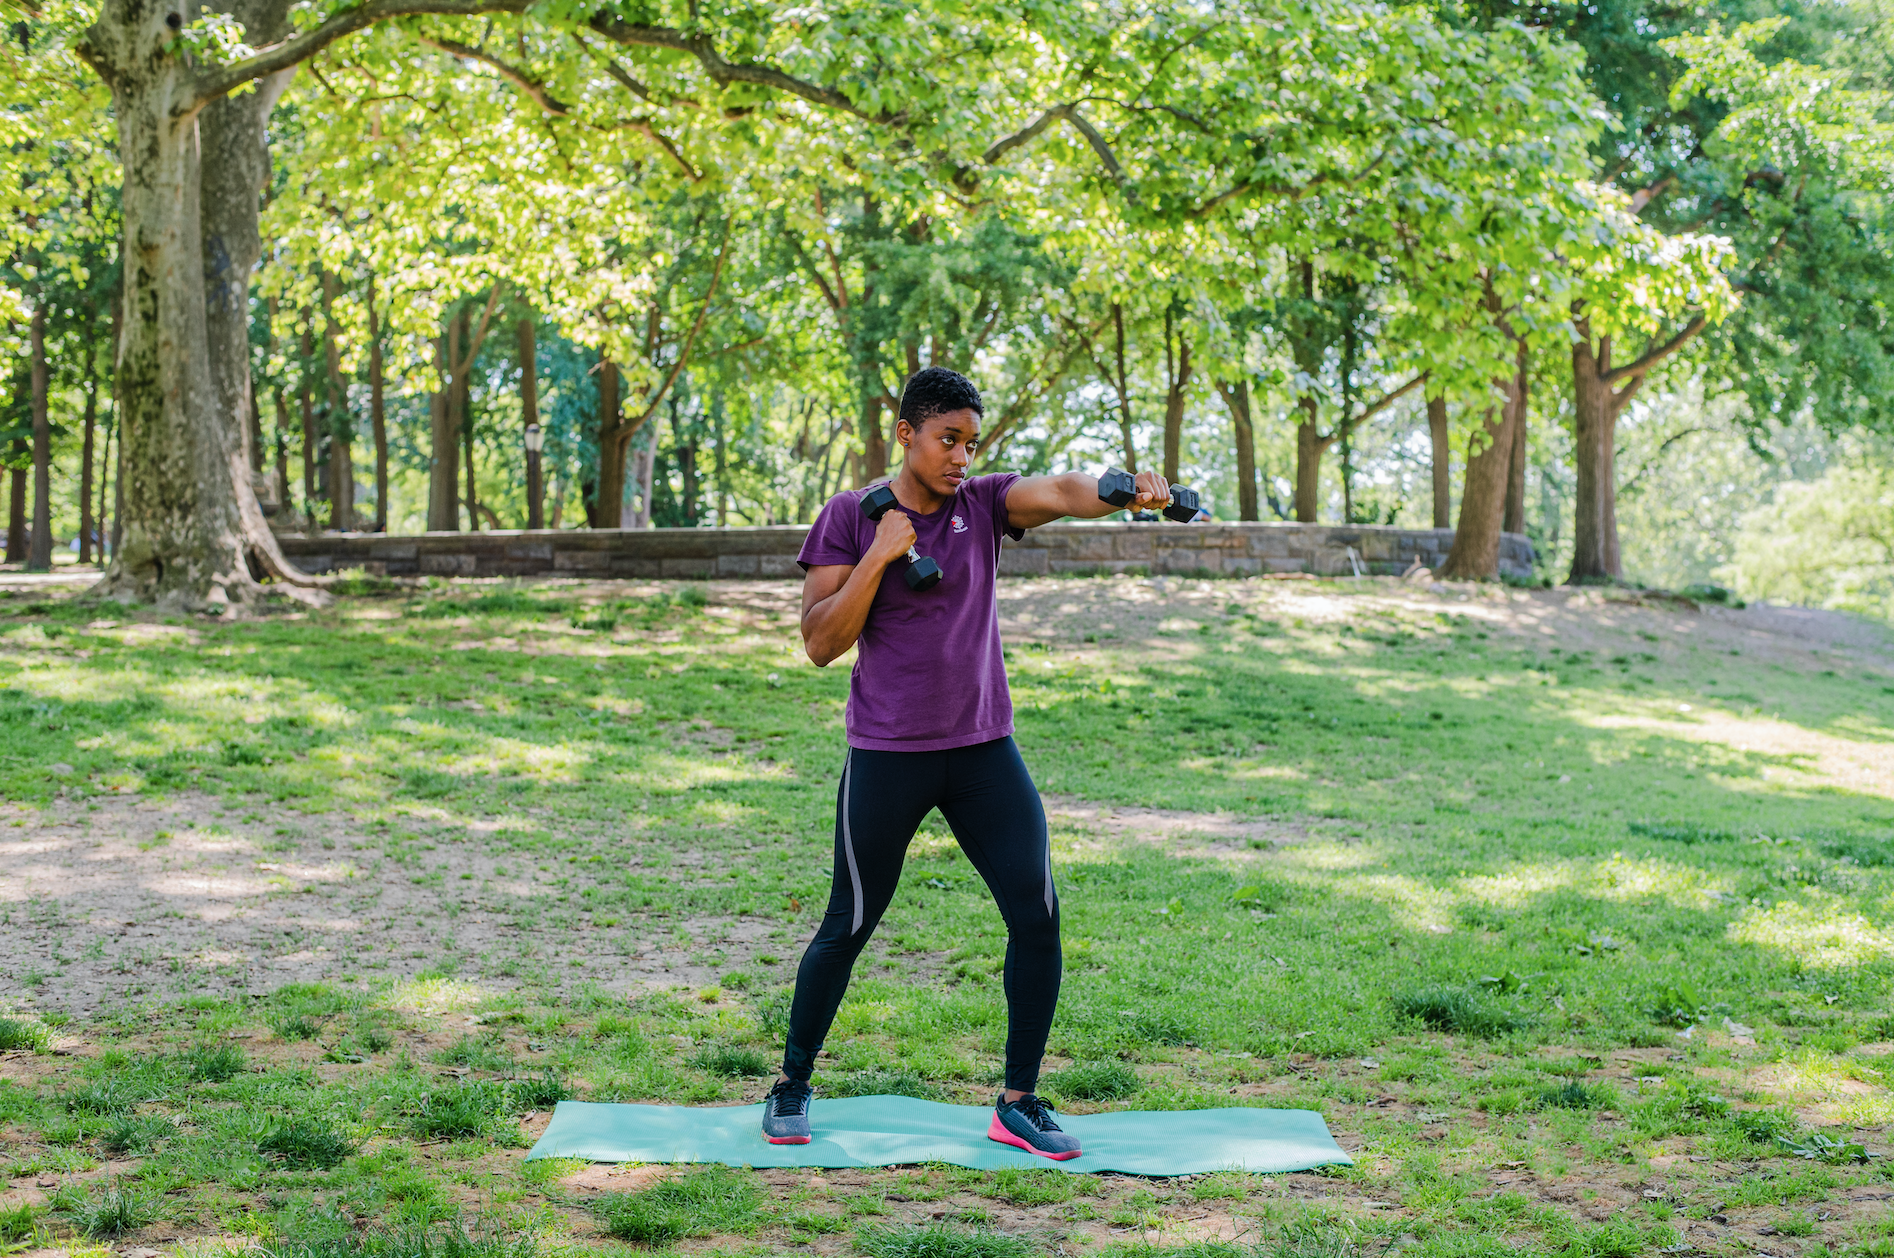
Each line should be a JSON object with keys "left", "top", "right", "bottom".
{"left": 765, "top": 1135, "right": 811, "bottom": 1144}
{"left": 986, "top": 1113, "right": 1081, "bottom": 1160}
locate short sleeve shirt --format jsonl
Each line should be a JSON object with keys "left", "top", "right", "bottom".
{"left": 798, "top": 473, "right": 1023, "bottom": 751}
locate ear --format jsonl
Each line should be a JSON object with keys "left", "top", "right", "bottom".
{"left": 895, "top": 416, "right": 916, "bottom": 447}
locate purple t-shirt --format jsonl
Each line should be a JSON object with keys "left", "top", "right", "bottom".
{"left": 798, "top": 473, "right": 1024, "bottom": 752}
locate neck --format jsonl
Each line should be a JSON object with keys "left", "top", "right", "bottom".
{"left": 892, "top": 464, "right": 951, "bottom": 515}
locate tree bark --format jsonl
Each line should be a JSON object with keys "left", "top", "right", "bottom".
{"left": 298, "top": 325, "right": 318, "bottom": 518}
{"left": 1427, "top": 393, "right": 1451, "bottom": 529}
{"left": 594, "top": 357, "right": 626, "bottom": 528}
{"left": 97, "top": 412, "right": 113, "bottom": 563}
{"left": 427, "top": 330, "right": 458, "bottom": 531}
{"left": 83, "top": 0, "right": 318, "bottom": 607}
{"left": 80, "top": 337, "right": 99, "bottom": 564}
{"left": 319, "top": 271, "right": 354, "bottom": 531}
{"left": 1161, "top": 312, "right": 1191, "bottom": 483}
{"left": 1440, "top": 353, "right": 1526, "bottom": 580}
{"left": 1293, "top": 395, "right": 1329, "bottom": 523}
{"left": 462, "top": 333, "right": 479, "bottom": 531}
{"left": 1215, "top": 380, "right": 1259, "bottom": 521}
{"left": 1111, "top": 302, "right": 1137, "bottom": 473}
{"left": 28, "top": 298, "right": 53, "bottom": 571}
{"left": 1569, "top": 328, "right": 1633, "bottom": 584}
{"left": 367, "top": 276, "right": 387, "bottom": 531}
{"left": 518, "top": 316, "right": 542, "bottom": 529}
{"left": 6, "top": 445, "right": 24, "bottom": 563}
{"left": 1504, "top": 369, "right": 1528, "bottom": 536}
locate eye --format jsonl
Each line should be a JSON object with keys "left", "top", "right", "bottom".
{"left": 966, "top": 441, "right": 980, "bottom": 454}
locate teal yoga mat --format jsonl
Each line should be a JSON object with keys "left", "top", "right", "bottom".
{"left": 525, "top": 1096, "right": 1352, "bottom": 1176}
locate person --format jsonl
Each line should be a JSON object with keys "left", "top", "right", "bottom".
{"left": 761, "top": 366, "right": 1174, "bottom": 1160}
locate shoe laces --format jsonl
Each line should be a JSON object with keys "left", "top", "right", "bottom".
{"left": 1009, "top": 1094, "right": 1062, "bottom": 1132}
{"left": 767, "top": 1079, "right": 811, "bottom": 1116}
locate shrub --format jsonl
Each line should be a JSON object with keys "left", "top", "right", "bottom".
{"left": 820, "top": 1069, "right": 938, "bottom": 1100}
{"left": 259, "top": 1119, "right": 357, "bottom": 1169}
{"left": 1044, "top": 1061, "right": 1142, "bottom": 1102}
{"left": 593, "top": 1165, "right": 760, "bottom": 1245}
{"left": 1394, "top": 986, "right": 1532, "bottom": 1037}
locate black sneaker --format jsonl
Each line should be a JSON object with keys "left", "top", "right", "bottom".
{"left": 762, "top": 1078, "right": 813, "bottom": 1145}
{"left": 988, "top": 1092, "right": 1081, "bottom": 1160}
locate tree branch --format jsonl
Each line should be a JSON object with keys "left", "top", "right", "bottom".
{"left": 980, "top": 107, "right": 1064, "bottom": 165}
{"left": 1601, "top": 314, "right": 1707, "bottom": 386}
{"left": 1333, "top": 371, "right": 1425, "bottom": 442}
{"left": 587, "top": 16, "right": 895, "bottom": 124}
{"left": 414, "top": 33, "right": 568, "bottom": 114}
{"left": 628, "top": 225, "right": 731, "bottom": 429}
{"left": 455, "top": 281, "right": 507, "bottom": 379}
{"left": 186, "top": 0, "right": 533, "bottom": 113}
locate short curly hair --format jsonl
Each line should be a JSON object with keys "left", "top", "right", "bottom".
{"left": 898, "top": 366, "right": 983, "bottom": 432}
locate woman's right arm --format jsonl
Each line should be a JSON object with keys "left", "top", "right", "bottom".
{"left": 800, "top": 509, "right": 917, "bottom": 666}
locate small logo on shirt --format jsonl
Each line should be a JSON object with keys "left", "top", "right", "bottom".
{"left": 951, "top": 514, "right": 967, "bottom": 534}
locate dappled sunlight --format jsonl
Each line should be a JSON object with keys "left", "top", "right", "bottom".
{"left": 1584, "top": 711, "right": 1894, "bottom": 799}
{"left": 1459, "top": 855, "right": 1738, "bottom": 910}
{"left": 388, "top": 975, "right": 495, "bottom": 1012}
{"left": 1750, "top": 1049, "right": 1894, "bottom": 1126}
{"left": 1727, "top": 897, "right": 1894, "bottom": 968}
{"left": 441, "top": 735, "right": 590, "bottom": 781}
{"left": 1336, "top": 872, "right": 1457, "bottom": 933}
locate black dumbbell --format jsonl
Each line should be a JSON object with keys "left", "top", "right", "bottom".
{"left": 1097, "top": 469, "right": 1202, "bottom": 523}
{"left": 858, "top": 485, "right": 943, "bottom": 591}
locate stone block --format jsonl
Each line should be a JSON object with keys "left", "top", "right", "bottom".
{"left": 999, "top": 549, "right": 1050, "bottom": 576}
{"left": 660, "top": 557, "right": 716, "bottom": 578}
{"left": 759, "top": 555, "right": 803, "bottom": 578}
{"left": 419, "top": 552, "right": 476, "bottom": 575}
{"left": 716, "top": 554, "right": 761, "bottom": 577}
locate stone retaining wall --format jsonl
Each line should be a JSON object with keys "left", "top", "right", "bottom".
{"left": 279, "top": 522, "right": 1535, "bottom": 581}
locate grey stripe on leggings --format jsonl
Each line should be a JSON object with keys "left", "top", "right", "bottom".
{"left": 841, "top": 750, "right": 865, "bottom": 933}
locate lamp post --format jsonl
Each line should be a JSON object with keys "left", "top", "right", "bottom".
{"left": 524, "top": 423, "right": 545, "bottom": 530}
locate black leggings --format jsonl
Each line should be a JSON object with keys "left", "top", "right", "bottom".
{"left": 781, "top": 736, "right": 1060, "bottom": 1093}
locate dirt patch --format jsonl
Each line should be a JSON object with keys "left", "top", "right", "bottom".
{"left": 0, "top": 793, "right": 790, "bottom": 1014}
{"left": 1043, "top": 796, "right": 1315, "bottom": 856}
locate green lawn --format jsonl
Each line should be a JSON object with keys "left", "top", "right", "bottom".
{"left": 0, "top": 574, "right": 1890, "bottom": 1258}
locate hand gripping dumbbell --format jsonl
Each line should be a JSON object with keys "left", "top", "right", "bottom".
{"left": 1097, "top": 469, "right": 1202, "bottom": 522}
{"left": 858, "top": 485, "right": 944, "bottom": 591}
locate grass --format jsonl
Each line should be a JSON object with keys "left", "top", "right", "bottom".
{"left": 1, "top": 575, "right": 1892, "bottom": 1253}
{"left": 592, "top": 1165, "right": 761, "bottom": 1244}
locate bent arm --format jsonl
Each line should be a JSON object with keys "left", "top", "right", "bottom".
{"left": 1005, "top": 470, "right": 1170, "bottom": 530}
{"left": 800, "top": 562, "right": 885, "bottom": 667}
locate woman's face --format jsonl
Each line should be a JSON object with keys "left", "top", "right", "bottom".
{"left": 898, "top": 408, "right": 981, "bottom": 497}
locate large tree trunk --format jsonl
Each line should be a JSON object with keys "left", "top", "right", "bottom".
{"left": 1293, "top": 395, "right": 1328, "bottom": 523}
{"left": 28, "top": 298, "right": 52, "bottom": 572}
{"left": 857, "top": 378, "right": 886, "bottom": 484}
{"left": 1111, "top": 302, "right": 1137, "bottom": 473}
{"left": 298, "top": 325, "right": 318, "bottom": 517}
{"left": 319, "top": 271, "right": 354, "bottom": 530}
{"left": 1568, "top": 331, "right": 1628, "bottom": 584}
{"left": 1427, "top": 393, "right": 1451, "bottom": 529}
{"left": 367, "top": 278, "right": 387, "bottom": 531}
{"left": 1439, "top": 363, "right": 1525, "bottom": 580}
{"left": 1504, "top": 369, "right": 1528, "bottom": 536}
{"left": 1215, "top": 381, "right": 1259, "bottom": 522}
{"left": 518, "top": 317, "right": 543, "bottom": 529}
{"left": 77, "top": 8, "right": 320, "bottom": 610}
{"left": 80, "top": 341, "right": 98, "bottom": 565}
{"left": 594, "top": 358, "right": 627, "bottom": 528}
{"left": 6, "top": 450, "right": 23, "bottom": 562}
{"left": 427, "top": 330, "right": 458, "bottom": 531}
{"left": 1161, "top": 316, "right": 1191, "bottom": 482}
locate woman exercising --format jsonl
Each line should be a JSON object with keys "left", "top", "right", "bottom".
{"left": 762, "top": 366, "right": 1173, "bottom": 1160}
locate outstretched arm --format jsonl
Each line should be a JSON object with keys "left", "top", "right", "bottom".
{"left": 1005, "top": 470, "right": 1171, "bottom": 531}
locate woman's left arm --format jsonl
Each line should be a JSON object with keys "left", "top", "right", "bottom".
{"left": 1005, "top": 470, "right": 1171, "bottom": 531}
